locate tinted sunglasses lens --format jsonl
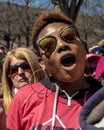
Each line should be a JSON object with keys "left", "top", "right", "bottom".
{"left": 10, "top": 62, "right": 31, "bottom": 78}
{"left": 39, "top": 37, "right": 57, "bottom": 52}
{"left": 61, "top": 27, "right": 76, "bottom": 43}
{"left": 20, "top": 62, "right": 31, "bottom": 70}
{"left": 10, "top": 65, "right": 18, "bottom": 78}
{"left": 10, "top": 65, "right": 18, "bottom": 75}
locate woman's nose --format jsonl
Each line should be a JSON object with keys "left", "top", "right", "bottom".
{"left": 18, "top": 67, "right": 24, "bottom": 74}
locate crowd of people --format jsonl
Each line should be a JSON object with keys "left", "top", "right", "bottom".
{"left": 0, "top": 10, "right": 104, "bottom": 130}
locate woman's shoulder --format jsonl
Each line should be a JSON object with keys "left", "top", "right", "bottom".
{"left": 13, "top": 83, "right": 47, "bottom": 101}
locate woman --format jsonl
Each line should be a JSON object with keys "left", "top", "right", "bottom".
{"left": 2, "top": 47, "right": 45, "bottom": 113}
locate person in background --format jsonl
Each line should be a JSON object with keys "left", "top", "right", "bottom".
{"left": 0, "top": 42, "right": 6, "bottom": 98}
{"left": 6, "top": 10, "right": 102, "bottom": 130}
{"left": 97, "top": 39, "right": 104, "bottom": 50}
{"left": 0, "top": 41, "right": 7, "bottom": 130}
{"left": 0, "top": 101, "right": 6, "bottom": 130}
{"left": 95, "top": 56, "right": 104, "bottom": 86}
{"left": 84, "top": 52, "right": 101, "bottom": 77}
{"left": 79, "top": 83, "right": 104, "bottom": 130}
{"left": 79, "top": 48, "right": 104, "bottom": 130}
{"left": 0, "top": 40, "right": 7, "bottom": 74}
{"left": 89, "top": 45, "right": 104, "bottom": 56}
{"left": 0, "top": 46, "right": 6, "bottom": 60}
{"left": 2, "top": 47, "right": 45, "bottom": 114}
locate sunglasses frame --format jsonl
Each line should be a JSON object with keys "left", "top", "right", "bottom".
{"left": 36, "top": 25, "right": 78, "bottom": 53}
{"left": 10, "top": 62, "right": 31, "bottom": 79}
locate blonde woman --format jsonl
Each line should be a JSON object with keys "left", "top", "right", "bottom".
{"left": 2, "top": 47, "right": 45, "bottom": 113}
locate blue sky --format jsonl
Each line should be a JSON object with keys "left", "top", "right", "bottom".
{"left": 5, "top": 0, "right": 52, "bottom": 8}
{"left": 2, "top": 0, "right": 104, "bottom": 13}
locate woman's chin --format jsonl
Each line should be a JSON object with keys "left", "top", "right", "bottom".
{"left": 18, "top": 82, "right": 29, "bottom": 88}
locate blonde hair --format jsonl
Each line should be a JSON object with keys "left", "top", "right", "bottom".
{"left": 98, "top": 39, "right": 104, "bottom": 48}
{"left": 2, "top": 47, "right": 45, "bottom": 113}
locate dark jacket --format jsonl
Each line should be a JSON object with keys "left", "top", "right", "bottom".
{"left": 79, "top": 86, "right": 104, "bottom": 130}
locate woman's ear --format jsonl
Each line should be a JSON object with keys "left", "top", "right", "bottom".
{"left": 38, "top": 57, "right": 46, "bottom": 71}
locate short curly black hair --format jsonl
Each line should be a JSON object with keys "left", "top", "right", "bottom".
{"left": 32, "top": 10, "right": 79, "bottom": 56}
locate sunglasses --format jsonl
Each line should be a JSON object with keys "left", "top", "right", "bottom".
{"left": 37, "top": 25, "right": 78, "bottom": 53}
{"left": 10, "top": 62, "right": 31, "bottom": 78}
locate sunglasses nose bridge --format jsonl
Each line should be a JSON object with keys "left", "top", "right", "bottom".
{"left": 56, "top": 36, "right": 66, "bottom": 46}
{"left": 56, "top": 36, "right": 69, "bottom": 47}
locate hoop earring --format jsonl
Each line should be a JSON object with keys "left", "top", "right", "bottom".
{"left": 29, "top": 68, "right": 43, "bottom": 83}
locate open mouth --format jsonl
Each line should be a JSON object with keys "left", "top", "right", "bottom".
{"left": 61, "top": 55, "right": 75, "bottom": 67}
